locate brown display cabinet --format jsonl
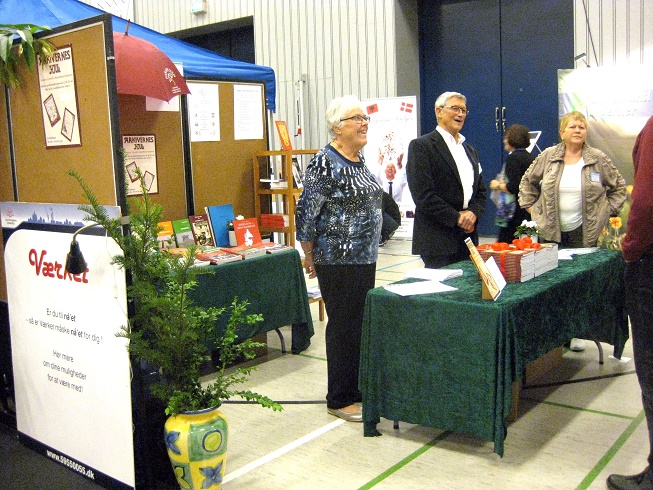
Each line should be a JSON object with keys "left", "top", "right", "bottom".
{"left": 253, "top": 149, "right": 317, "bottom": 247}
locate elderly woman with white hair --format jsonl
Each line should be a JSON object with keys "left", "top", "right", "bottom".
{"left": 295, "top": 95, "right": 382, "bottom": 422}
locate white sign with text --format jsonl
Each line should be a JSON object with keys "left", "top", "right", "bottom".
{"left": 5, "top": 227, "right": 134, "bottom": 487}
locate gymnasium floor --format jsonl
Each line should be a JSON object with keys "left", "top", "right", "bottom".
{"left": 0, "top": 237, "right": 645, "bottom": 489}
{"left": 221, "top": 237, "right": 644, "bottom": 490}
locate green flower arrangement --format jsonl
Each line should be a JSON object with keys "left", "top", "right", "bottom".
{"left": 514, "top": 219, "right": 541, "bottom": 238}
{"left": 598, "top": 184, "right": 631, "bottom": 251}
{"left": 597, "top": 217, "right": 625, "bottom": 251}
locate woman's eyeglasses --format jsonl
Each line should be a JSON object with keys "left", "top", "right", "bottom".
{"left": 340, "top": 115, "right": 371, "bottom": 124}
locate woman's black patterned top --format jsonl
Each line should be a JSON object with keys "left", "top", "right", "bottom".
{"left": 295, "top": 144, "right": 382, "bottom": 265}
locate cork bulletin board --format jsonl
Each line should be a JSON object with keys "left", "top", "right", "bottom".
{"left": 118, "top": 94, "right": 188, "bottom": 220}
{"left": 1, "top": 16, "right": 120, "bottom": 303}
{"left": 188, "top": 81, "right": 268, "bottom": 218}
{"left": 8, "top": 18, "right": 118, "bottom": 207}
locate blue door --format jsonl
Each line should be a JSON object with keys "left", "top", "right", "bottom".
{"left": 417, "top": 0, "right": 573, "bottom": 236}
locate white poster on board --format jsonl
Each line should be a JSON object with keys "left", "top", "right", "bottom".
{"left": 123, "top": 135, "right": 158, "bottom": 196}
{"left": 188, "top": 82, "right": 221, "bottom": 142}
{"left": 362, "top": 96, "right": 418, "bottom": 238}
{"left": 37, "top": 45, "right": 82, "bottom": 148}
{"left": 5, "top": 226, "right": 135, "bottom": 488}
{"left": 234, "top": 84, "right": 264, "bottom": 140}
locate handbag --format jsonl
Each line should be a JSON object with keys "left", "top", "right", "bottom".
{"left": 491, "top": 170, "right": 516, "bottom": 228}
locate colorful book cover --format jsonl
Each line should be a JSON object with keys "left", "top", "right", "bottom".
{"left": 275, "top": 120, "right": 293, "bottom": 150}
{"left": 157, "top": 221, "right": 176, "bottom": 250}
{"left": 172, "top": 218, "right": 195, "bottom": 247}
{"left": 188, "top": 214, "right": 215, "bottom": 247}
{"left": 233, "top": 217, "right": 262, "bottom": 246}
{"left": 205, "top": 204, "right": 234, "bottom": 247}
{"left": 260, "top": 213, "right": 290, "bottom": 228}
{"left": 223, "top": 244, "right": 267, "bottom": 259}
{"left": 261, "top": 243, "right": 293, "bottom": 254}
{"left": 196, "top": 248, "right": 243, "bottom": 265}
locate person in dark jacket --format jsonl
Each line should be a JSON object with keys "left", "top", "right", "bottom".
{"left": 489, "top": 124, "right": 535, "bottom": 243}
{"left": 406, "top": 91, "right": 486, "bottom": 268}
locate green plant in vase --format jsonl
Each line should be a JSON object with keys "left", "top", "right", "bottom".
{"left": 68, "top": 169, "right": 281, "bottom": 489}
{"left": 514, "top": 219, "right": 541, "bottom": 239}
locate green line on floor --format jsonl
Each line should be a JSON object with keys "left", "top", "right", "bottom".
{"left": 357, "top": 430, "right": 452, "bottom": 489}
{"left": 297, "top": 352, "right": 327, "bottom": 362}
{"left": 376, "top": 257, "right": 423, "bottom": 271}
{"left": 575, "top": 409, "right": 645, "bottom": 490}
{"left": 521, "top": 397, "right": 637, "bottom": 420}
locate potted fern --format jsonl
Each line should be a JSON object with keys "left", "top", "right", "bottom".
{"left": 68, "top": 170, "right": 282, "bottom": 490}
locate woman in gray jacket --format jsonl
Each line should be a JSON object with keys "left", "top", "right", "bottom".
{"left": 519, "top": 111, "right": 626, "bottom": 248}
{"left": 519, "top": 111, "right": 627, "bottom": 352}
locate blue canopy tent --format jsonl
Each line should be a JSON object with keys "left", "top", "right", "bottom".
{"left": 0, "top": 0, "right": 277, "bottom": 111}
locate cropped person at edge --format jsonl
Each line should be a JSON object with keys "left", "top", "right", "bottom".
{"left": 295, "top": 95, "right": 382, "bottom": 422}
{"left": 406, "top": 91, "right": 487, "bottom": 268}
{"left": 607, "top": 115, "right": 653, "bottom": 490}
{"left": 519, "top": 110, "right": 626, "bottom": 352}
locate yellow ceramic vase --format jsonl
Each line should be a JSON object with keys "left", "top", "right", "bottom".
{"left": 164, "top": 407, "right": 228, "bottom": 490}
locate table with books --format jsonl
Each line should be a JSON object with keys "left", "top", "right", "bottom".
{"left": 359, "top": 249, "right": 628, "bottom": 456}
{"left": 189, "top": 248, "right": 314, "bottom": 354}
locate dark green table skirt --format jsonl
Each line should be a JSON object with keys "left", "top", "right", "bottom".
{"left": 190, "top": 249, "right": 313, "bottom": 354}
{"left": 360, "top": 249, "right": 628, "bottom": 456}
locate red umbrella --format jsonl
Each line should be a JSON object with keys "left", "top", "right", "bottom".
{"left": 112, "top": 32, "right": 191, "bottom": 102}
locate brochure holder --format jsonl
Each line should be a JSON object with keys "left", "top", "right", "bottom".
{"left": 465, "top": 238, "right": 502, "bottom": 300}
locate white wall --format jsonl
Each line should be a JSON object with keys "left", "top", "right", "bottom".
{"left": 573, "top": 0, "right": 653, "bottom": 67}
{"left": 129, "top": 0, "right": 418, "bottom": 151}
{"left": 92, "top": 1, "right": 653, "bottom": 148}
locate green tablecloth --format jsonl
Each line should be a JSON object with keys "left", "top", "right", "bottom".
{"left": 190, "top": 249, "right": 313, "bottom": 354}
{"left": 360, "top": 249, "right": 628, "bottom": 456}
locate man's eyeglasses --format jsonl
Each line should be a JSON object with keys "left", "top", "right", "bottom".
{"left": 340, "top": 115, "right": 371, "bottom": 124}
{"left": 441, "top": 105, "right": 469, "bottom": 116}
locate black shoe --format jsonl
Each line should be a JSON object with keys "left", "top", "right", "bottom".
{"left": 607, "top": 469, "right": 653, "bottom": 490}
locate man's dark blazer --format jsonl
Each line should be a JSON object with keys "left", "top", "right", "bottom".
{"left": 406, "top": 129, "right": 487, "bottom": 258}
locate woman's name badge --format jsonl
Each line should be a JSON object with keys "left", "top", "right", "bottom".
{"left": 590, "top": 172, "right": 600, "bottom": 182}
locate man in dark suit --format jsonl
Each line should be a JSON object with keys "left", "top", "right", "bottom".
{"left": 406, "top": 91, "right": 486, "bottom": 268}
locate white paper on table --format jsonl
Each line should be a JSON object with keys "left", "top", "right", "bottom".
{"left": 558, "top": 247, "right": 600, "bottom": 260}
{"left": 384, "top": 280, "right": 458, "bottom": 296}
{"left": 403, "top": 268, "right": 463, "bottom": 281}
